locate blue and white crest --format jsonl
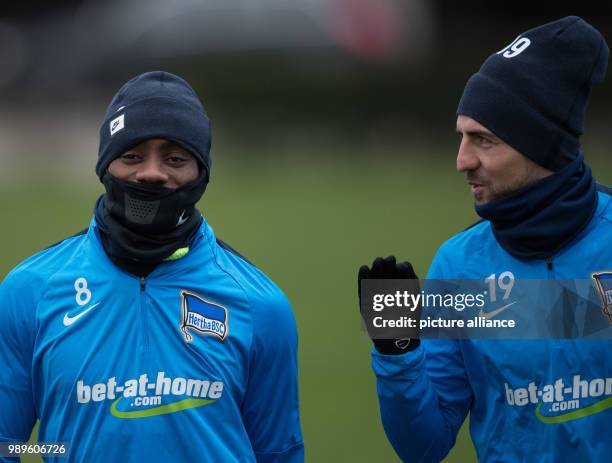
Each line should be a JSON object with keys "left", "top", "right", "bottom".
{"left": 180, "top": 290, "right": 229, "bottom": 343}
{"left": 591, "top": 271, "right": 612, "bottom": 324}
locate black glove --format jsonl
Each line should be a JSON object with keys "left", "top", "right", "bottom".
{"left": 358, "top": 256, "right": 421, "bottom": 355}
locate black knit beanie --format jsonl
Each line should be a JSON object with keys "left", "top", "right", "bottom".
{"left": 458, "top": 16, "right": 608, "bottom": 171}
{"left": 96, "top": 71, "right": 212, "bottom": 180}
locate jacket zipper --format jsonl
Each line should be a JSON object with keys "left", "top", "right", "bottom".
{"left": 140, "top": 276, "right": 149, "bottom": 353}
{"left": 546, "top": 256, "right": 553, "bottom": 273}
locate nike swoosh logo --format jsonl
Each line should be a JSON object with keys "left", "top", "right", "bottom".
{"left": 478, "top": 301, "right": 517, "bottom": 320}
{"left": 176, "top": 211, "right": 189, "bottom": 226}
{"left": 63, "top": 302, "right": 100, "bottom": 326}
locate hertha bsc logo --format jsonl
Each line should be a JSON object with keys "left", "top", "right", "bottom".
{"left": 591, "top": 271, "right": 612, "bottom": 325}
{"left": 179, "top": 290, "right": 229, "bottom": 343}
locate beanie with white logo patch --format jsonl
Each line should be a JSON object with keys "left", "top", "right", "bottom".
{"left": 96, "top": 71, "right": 212, "bottom": 180}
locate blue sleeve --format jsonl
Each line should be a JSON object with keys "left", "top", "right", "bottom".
{"left": 241, "top": 290, "right": 304, "bottom": 462}
{"left": 371, "top": 245, "right": 473, "bottom": 462}
{"left": 0, "top": 268, "right": 38, "bottom": 448}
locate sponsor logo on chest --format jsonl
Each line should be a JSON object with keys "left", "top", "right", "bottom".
{"left": 504, "top": 374, "right": 612, "bottom": 423}
{"left": 77, "top": 371, "right": 224, "bottom": 419}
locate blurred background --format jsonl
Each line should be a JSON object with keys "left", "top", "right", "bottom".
{"left": 1, "top": 1, "right": 610, "bottom": 462}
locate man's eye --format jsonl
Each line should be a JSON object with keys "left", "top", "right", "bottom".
{"left": 166, "top": 156, "right": 188, "bottom": 164}
{"left": 121, "top": 153, "right": 140, "bottom": 161}
{"left": 477, "top": 135, "right": 492, "bottom": 145}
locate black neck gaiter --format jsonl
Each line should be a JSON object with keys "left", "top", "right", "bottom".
{"left": 94, "top": 172, "right": 207, "bottom": 271}
{"left": 475, "top": 154, "right": 598, "bottom": 260}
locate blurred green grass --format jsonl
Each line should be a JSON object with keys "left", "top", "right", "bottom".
{"left": 2, "top": 152, "right": 610, "bottom": 462}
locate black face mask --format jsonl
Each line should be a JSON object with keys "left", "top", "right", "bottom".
{"left": 94, "top": 171, "right": 207, "bottom": 266}
{"left": 102, "top": 172, "right": 207, "bottom": 233}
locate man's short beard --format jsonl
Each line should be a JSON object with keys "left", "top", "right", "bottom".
{"left": 478, "top": 165, "right": 547, "bottom": 205}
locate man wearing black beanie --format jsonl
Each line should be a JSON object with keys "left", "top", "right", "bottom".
{"left": 0, "top": 71, "right": 304, "bottom": 462}
{"left": 359, "top": 17, "right": 612, "bottom": 461}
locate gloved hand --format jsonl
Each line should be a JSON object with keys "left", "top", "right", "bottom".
{"left": 358, "top": 256, "right": 421, "bottom": 354}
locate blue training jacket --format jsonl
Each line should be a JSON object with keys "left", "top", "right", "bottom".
{"left": 372, "top": 189, "right": 612, "bottom": 462}
{"left": 0, "top": 217, "right": 304, "bottom": 462}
